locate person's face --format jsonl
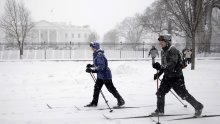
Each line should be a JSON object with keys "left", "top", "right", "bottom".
{"left": 91, "top": 47, "right": 96, "bottom": 52}
{"left": 159, "top": 40, "right": 166, "bottom": 48}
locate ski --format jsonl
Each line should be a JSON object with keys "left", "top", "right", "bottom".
{"left": 47, "top": 104, "right": 53, "bottom": 109}
{"left": 74, "top": 106, "right": 81, "bottom": 111}
{"left": 46, "top": 104, "right": 81, "bottom": 111}
{"left": 168, "top": 114, "right": 220, "bottom": 121}
{"left": 86, "top": 103, "right": 173, "bottom": 111}
{"left": 103, "top": 113, "right": 189, "bottom": 120}
{"left": 86, "top": 105, "right": 151, "bottom": 111}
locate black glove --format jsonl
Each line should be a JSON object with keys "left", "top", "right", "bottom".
{"left": 86, "top": 64, "right": 94, "bottom": 68}
{"left": 154, "top": 73, "right": 161, "bottom": 80}
{"left": 86, "top": 68, "right": 97, "bottom": 73}
{"left": 153, "top": 70, "right": 163, "bottom": 80}
{"left": 153, "top": 62, "right": 161, "bottom": 70}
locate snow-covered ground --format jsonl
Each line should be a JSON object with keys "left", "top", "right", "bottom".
{"left": 0, "top": 59, "right": 220, "bottom": 124}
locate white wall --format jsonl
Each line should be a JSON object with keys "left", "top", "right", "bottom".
{"left": 0, "top": 0, "right": 5, "bottom": 15}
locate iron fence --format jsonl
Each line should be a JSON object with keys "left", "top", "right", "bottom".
{"left": 0, "top": 42, "right": 220, "bottom": 60}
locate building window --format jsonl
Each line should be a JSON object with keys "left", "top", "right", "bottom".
{"left": 84, "top": 34, "right": 87, "bottom": 38}
{"left": 72, "top": 33, "right": 74, "bottom": 38}
{"left": 65, "top": 33, "right": 68, "bottom": 38}
{"left": 78, "top": 33, "right": 80, "bottom": 38}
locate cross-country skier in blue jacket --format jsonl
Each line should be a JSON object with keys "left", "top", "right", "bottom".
{"left": 85, "top": 41, "right": 125, "bottom": 107}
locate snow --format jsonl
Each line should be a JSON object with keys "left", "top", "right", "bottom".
{"left": 0, "top": 59, "right": 220, "bottom": 124}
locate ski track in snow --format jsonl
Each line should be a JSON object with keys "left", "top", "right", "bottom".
{"left": 0, "top": 60, "right": 220, "bottom": 124}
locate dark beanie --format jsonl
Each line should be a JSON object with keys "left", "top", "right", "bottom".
{"left": 158, "top": 34, "right": 171, "bottom": 42}
{"left": 90, "top": 41, "right": 100, "bottom": 49}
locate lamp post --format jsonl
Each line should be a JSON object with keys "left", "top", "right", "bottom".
{"left": 143, "top": 41, "right": 145, "bottom": 58}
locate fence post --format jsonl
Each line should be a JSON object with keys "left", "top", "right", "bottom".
{"left": 120, "top": 41, "right": 122, "bottom": 59}
{"left": 70, "top": 41, "right": 72, "bottom": 59}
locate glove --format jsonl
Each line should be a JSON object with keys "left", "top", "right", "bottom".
{"left": 153, "top": 62, "right": 161, "bottom": 70}
{"left": 85, "top": 68, "right": 97, "bottom": 73}
{"left": 154, "top": 73, "right": 161, "bottom": 80}
{"left": 153, "top": 70, "right": 163, "bottom": 80}
{"left": 86, "top": 64, "right": 94, "bottom": 68}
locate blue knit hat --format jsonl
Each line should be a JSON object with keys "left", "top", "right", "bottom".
{"left": 90, "top": 41, "right": 100, "bottom": 49}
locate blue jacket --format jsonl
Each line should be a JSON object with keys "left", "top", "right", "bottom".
{"left": 93, "top": 49, "right": 112, "bottom": 79}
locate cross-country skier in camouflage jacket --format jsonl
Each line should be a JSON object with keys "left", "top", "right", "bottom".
{"left": 151, "top": 34, "right": 203, "bottom": 117}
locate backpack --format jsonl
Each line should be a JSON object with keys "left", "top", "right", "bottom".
{"left": 177, "top": 50, "right": 187, "bottom": 69}
{"left": 167, "top": 46, "right": 187, "bottom": 69}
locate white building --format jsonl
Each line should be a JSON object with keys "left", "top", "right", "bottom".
{"left": 0, "top": 30, "right": 4, "bottom": 43}
{"left": 29, "top": 20, "right": 91, "bottom": 44}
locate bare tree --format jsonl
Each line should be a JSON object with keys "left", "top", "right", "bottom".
{"left": 103, "top": 29, "right": 119, "bottom": 44}
{"left": 138, "top": 0, "right": 186, "bottom": 42}
{"left": 0, "top": 0, "right": 33, "bottom": 59}
{"left": 197, "top": 0, "right": 220, "bottom": 53}
{"left": 139, "top": 1, "right": 169, "bottom": 34}
{"left": 116, "top": 16, "right": 145, "bottom": 49}
{"left": 212, "top": 8, "right": 220, "bottom": 38}
{"left": 164, "top": 0, "right": 204, "bottom": 70}
{"left": 87, "top": 31, "right": 100, "bottom": 43}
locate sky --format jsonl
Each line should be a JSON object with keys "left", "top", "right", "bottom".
{"left": 0, "top": 0, "right": 155, "bottom": 40}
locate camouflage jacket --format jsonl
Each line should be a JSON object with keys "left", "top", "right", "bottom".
{"left": 161, "top": 46, "right": 183, "bottom": 78}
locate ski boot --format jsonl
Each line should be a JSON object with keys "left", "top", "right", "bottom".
{"left": 84, "top": 102, "right": 97, "bottom": 107}
{"left": 150, "top": 109, "right": 164, "bottom": 116}
{"left": 117, "top": 98, "right": 125, "bottom": 107}
{"left": 194, "top": 104, "right": 204, "bottom": 117}
{"left": 113, "top": 98, "right": 125, "bottom": 108}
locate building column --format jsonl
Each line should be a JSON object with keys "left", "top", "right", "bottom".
{"left": 56, "top": 30, "right": 59, "bottom": 43}
{"left": 47, "top": 30, "right": 50, "bottom": 43}
{"left": 38, "top": 30, "right": 41, "bottom": 43}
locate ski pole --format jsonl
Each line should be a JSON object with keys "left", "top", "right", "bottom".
{"left": 170, "top": 90, "right": 187, "bottom": 108}
{"left": 89, "top": 72, "right": 113, "bottom": 112}
{"left": 156, "top": 70, "right": 161, "bottom": 124}
{"left": 158, "top": 79, "right": 187, "bottom": 108}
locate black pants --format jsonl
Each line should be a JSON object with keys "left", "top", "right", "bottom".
{"left": 156, "top": 76, "right": 202, "bottom": 113}
{"left": 92, "top": 78, "right": 122, "bottom": 104}
{"left": 186, "top": 58, "right": 191, "bottom": 64}
{"left": 152, "top": 57, "right": 156, "bottom": 65}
